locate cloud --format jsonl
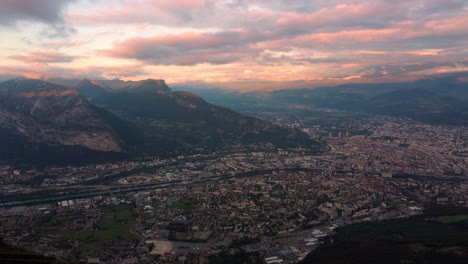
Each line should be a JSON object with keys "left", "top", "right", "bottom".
{"left": 102, "top": 31, "right": 261, "bottom": 65}
{"left": 40, "top": 40, "right": 87, "bottom": 49}
{"left": 0, "top": 63, "right": 147, "bottom": 80}
{"left": 95, "top": 0, "right": 467, "bottom": 68}
{"left": 84, "top": 65, "right": 149, "bottom": 79}
{"left": 0, "top": 0, "right": 75, "bottom": 25}
{"left": 69, "top": 0, "right": 214, "bottom": 27}
{"left": 0, "top": 0, "right": 76, "bottom": 38}
{"left": 9, "top": 51, "right": 78, "bottom": 63}
{"left": 274, "top": 1, "right": 400, "bottom": 33}
{"left": 360, "top": 60, "right": 468, "bottom": 78}
{"left": 147, "top": 0, "right": 210, "bottom": 21}
{"left": 1, "top": 0, "right": 468, "bottom": 85}
{"left": 414, "top": 0, "right": 466, "bottom": 14}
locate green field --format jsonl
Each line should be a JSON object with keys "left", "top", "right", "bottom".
{"left": 73, "top": 205, "right": 138, "bottom": 250}
{"left": 36, "top": 205, "right": 138, "bottom": 254}
{"left": 387, "top": 200, "right": 405, "bottom": 207}
{"left": 37, "top": 214, "right": 76, "bottom": 236}
{"left": 169, "top": 201, "right": 193, "bottom": 209}
{"left": 437, "top": 214, "right": 468, "bottom": 223}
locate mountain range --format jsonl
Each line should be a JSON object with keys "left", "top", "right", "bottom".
{"left": 0, "top": 78, "right": 322, "bottom": 164}
{"left": 175, "top": 74, "right": 468, "bottom": 126}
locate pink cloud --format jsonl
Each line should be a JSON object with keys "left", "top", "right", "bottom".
{"left": 40, "top": 40, "right": 87, "bottom": 49}
{"left": 147, "top": 0, "right": 207, "bottom": 10}
{"left": 0, "top": 63, "right": 147, "bottom": 81}
{"left": 274, "top": 1, "right": 401, "bottom": 33}
{"left": 424, "top": 15, "right": 468, "bottom": 35}
{"left": 102, "top": 31, "right": 259, "bottom": 65}
{"left": 8, "top": 51, "right": 78, "bottom": 63}
{"left": 297, "top": 28, "right": 403, "bottom": 44}
{"left": 70, "top": 0, "right": 212, "bottom": 26}
{"left": 1, "top": 0, "right": 467, "bottom": 85}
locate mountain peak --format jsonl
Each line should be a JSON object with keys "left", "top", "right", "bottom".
{"left": 0, "top": 79, "right": 125, "bottom": 161}
{"left": 97, "top": 78, "right": 171, "bottom": 93}
{"left": 73, "top": 78, "right": 111, "bottom": 99}
{"left": 0, "top": 78, "right": 71, "bottom": 98}
{"left": 77, "top": 78, "right": 105, "bottom": 87}
{"left": 123, "top": 79, "right": 171, "bottom": 93}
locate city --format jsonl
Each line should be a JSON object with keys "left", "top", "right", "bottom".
{"left": 1, "top": 114, "right": 466, "bottom": 263}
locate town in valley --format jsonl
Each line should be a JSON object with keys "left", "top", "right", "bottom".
{"left": 1, "top": 113, "right": 466, "bottom": 263}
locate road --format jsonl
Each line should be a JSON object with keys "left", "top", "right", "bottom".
{"left": 0, "top": 168, "right": 322, "bottom": 207}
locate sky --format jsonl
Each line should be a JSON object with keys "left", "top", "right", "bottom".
{"left": 0, "top": 0, "right": 467, "bottom": 90}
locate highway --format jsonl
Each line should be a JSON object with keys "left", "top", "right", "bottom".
{"left": 0, "top": 168, "right": 322, "bottom": 207}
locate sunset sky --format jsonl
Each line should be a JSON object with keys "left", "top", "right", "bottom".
{"left": 0, "top": 0, "right": 467, "bottom": 90}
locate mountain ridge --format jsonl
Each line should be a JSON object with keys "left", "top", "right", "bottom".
{"left": 0, "top": 78, "right": 124, "bottom": 152}
{"left": 89, "top": 79, "right": 321, "bottom": 155}
{"left": 0, "top": 78, "right": 323, "bottom": 163}
{"left": 175, "top": 74, "right": 468, "bottom": 126}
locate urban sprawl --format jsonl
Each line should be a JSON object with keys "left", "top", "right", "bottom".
{"left": 1, "top": 115, "right": 467, "bottom": 263}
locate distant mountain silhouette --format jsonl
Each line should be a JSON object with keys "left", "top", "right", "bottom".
{"left": 179, "top": 74, "right": 468, "bottom": 126}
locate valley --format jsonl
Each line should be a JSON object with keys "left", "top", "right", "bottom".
{"left": 1, "top": 108, "right": 467, "bottom": 263}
